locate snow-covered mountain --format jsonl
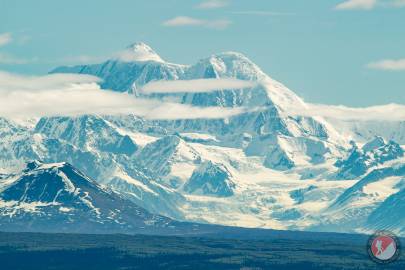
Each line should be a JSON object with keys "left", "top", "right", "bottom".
{"left": 367, "top": 182, "right": 405, "bottom": 235}
{"left": 183, "top": 161, "right": 235, "bottom": 197}
{"left": 335, "top": 137, "right": 404, "bottom": 179}
{"left": 53, "top": 43, "right": 346, "bottom": 172}
{"left": 1, "top": 42, "right": 404, "bottom": 236}
{"left": 0, "top": 161, "right": 183, "bottom": 234}
{"left": 311, "top": 160, "right": 405, "bottom": 235}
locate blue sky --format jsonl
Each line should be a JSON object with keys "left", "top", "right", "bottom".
{"left": 1, "top": 0, "right": 404, "bottom": 107}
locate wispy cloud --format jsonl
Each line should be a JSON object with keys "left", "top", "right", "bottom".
{"left": 335, "top": 0, "right": 405, "bottom": 10}
{"left": 367, "top": 58, "right": 405, "bottom": 71}
{"left": 0, "top": 33, "right": 12, "bottom": 47}
{"left": 141, "top": 79, "right": 256, "bottom": 94}
{"left": 0, "top": 33, "right": 35, "bottom": 65}
{"left": 162, "top": 16, "right": 231, "bottom": 30}
{"left": 0, "top": 71, "right": 244, "bottom": 120}
{"left": 0, "top": 53, "right": 36, "bottom": 65}
{"left": 2, "top": 71, "right": 402, "bottom": 122}
{"left": 230, "top": 11, "right": 294, "bottom": 16}
{"left": 283, "top": 103, "right": 405, "bottom": 122}
{"left": 335, "top": 0, "right": 377, "bottom": 10}
{"left": 60, "top": 55, "right": 107, "bottom": 65}
{"left": 196, "top": 0, "right": 229, "bottom": 9}
{"left": 0, "top": 72, "right": 101, "bottom": 91}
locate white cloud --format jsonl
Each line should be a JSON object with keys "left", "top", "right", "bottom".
{"left": 0, "top": 71, "right": 244, "bottom": 120}
{"left": 162, "top": 16, "right": 231, "bottom": 30}
{"left": 367, "top": 58, "right": 405, "bottom": 71}
{"left": 0, "top": 53, "right": 35, "bottom": 65}
{"left": 60, "top": 55, "right": 107, "bottom": 65}
{"left": 282, "top": 103, "right": 405, "bottom": 122}
{"left": 0, "top": 33, "right": 12, "bottom": 47}
{"left": 196, "top": 0, "right": 229, "bottom": 9}
{"left": 230, "top": 11, "right": 294, "bottom": 16}
{"left": 141, "top": 79, "right": 257, "bottom": 94}
{"left": 0, "top": 33, "right": 34, "bottom": 65}
{"left": 0, "top": 72, "right": 101, "bottom": 91}
{"left": 335, "top": 0, "right": 377, "bottom": 10}
{"left": 335, "top": 0, "right": 405, "bottom": 10}
{"left": 163, "top": 16, "right": 202, "bottom": 27}
{"left": 1, "top": 71, "right": 403, "bottom": 122}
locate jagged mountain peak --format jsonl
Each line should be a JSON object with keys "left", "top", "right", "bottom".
{"left": 24, "top": 160, "right": 47, "bottom": 171}
{"left": 335, "top": 137, "right": 404, "bottom": 179}
{"left": 209, "top": 51, "right": 257, "bottom": 66}
{"left": 50, "top": 43, "right": 307, "bottom": 112}
{"left": 362, "top": 136, "right": 386, "bottom": 152}
{"left": 187, "top": 51, "right": 265, "bottom": 81}
{"left": 136, "top": 135, "right": 201, "bottom": 186}
{"left": 183, "top": 160, "right": 235, "bottom": 197}
{"left": 24, "top": 161, "right": 80, "bottom": 175}
{"left": 35, "top": 115, "right": 138, "bottom": 155}
{"left": 1, "top": 160, "right": 99, "bottom": 204}
{"left": 127, "top": 41, "right": 153, "bottom": 49}
{"left": 117, "top": 42, "right": 164, "bottom": 63}
{"left": 0, "top": 161, "right": 183, "bottom": 234}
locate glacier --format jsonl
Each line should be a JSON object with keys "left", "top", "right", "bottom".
{"left": 0, "top": 42, "right": 404, "bottom": 236}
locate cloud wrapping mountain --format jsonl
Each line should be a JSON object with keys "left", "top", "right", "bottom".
{"left": 1, "top": 42, "right": 404, "bottom": 237}
{"left": 0, "top": 71, "right": 244, "bottom": 119}
{"left": 141, "top": 78, "right": 257, "bottom": 94}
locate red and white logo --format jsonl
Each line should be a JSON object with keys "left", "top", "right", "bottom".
{"left": 368, "top": 231, "right": 400, "bottom": 264}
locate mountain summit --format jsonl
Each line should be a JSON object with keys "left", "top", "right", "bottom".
{"left": 116, "top": 42, "right": 164, "bottom": 63}
{"left": 0, "top": 161, "right": 171, "bottom": 233}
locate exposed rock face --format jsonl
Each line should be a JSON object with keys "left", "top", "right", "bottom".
{"left": 0, "top": 161, "right": 184, "bottom": 234}
{"left": 184, "top": 161, "right": 235, "bottom": 197}
{"left": 335, "top": 137, "right": 404, "bottom": 179}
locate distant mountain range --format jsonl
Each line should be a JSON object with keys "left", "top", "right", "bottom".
{"left": 1, "top": 42, "right": 404, "bottom": 236}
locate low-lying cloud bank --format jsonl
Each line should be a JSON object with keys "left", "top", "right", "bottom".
{"left": 0, "top": 72, "right": 101, "bottom": 91}
{"left": 283, "top": 103, "right": 405, "bottom": 122}
{"left": 141, "top": 78, "right": 257, "bottom": 94}
{"left": 1, "top": 71, "right": 404, "bottom": 122}
{"left": 0, "top": 71, "right": 244, "bottom": 120}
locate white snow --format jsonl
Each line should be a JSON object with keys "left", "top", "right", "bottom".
{"left": 116, "top": 42, "right": 164, "bottom": 63}
{"left": 0, "top": 43, "right": 404, "bottom": 236}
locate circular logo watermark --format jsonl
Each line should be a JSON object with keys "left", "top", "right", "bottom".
{"left": 367, "top": 231, "right": 401, "bottom": 264}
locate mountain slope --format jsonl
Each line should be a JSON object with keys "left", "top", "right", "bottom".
{"left": 136, "top": 135, "right": 201, "bottom": 188}
{"left": 51, "top": 42, "right": 184, "bottom": 93}
{"left": 0, "top": 42, "right": 402, "bottom": 236}
{"left": 366, "top": 185, "right": 405, "bottom": 235}
{"left": 183, "top": 161, "right": 235, "bottom": 197}
{"left": 335, "top": 137, "right": 404, "bottom": 179}
{"left": 53, "top": 43, "right": 349, "bottom": 172}
{"left": 0, "top": 161, "right": 180, "bottom": 234}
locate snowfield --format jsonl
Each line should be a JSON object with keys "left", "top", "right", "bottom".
{"left": 1, "top": 42, "right": 404, "bottom": 236}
